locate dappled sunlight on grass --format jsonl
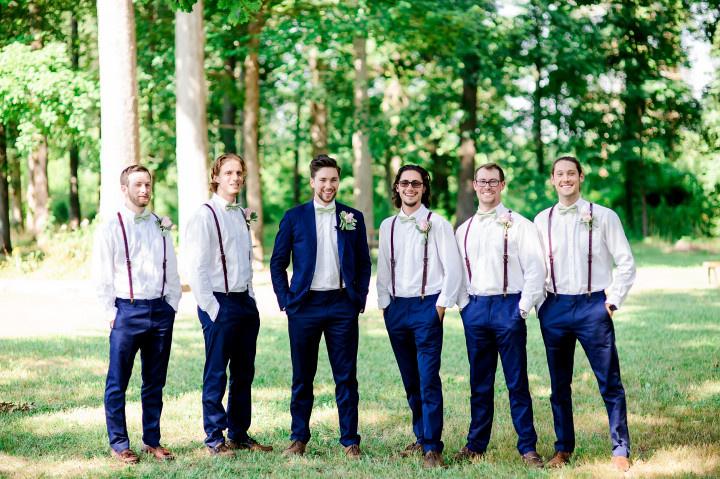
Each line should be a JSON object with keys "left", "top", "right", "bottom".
{"left": 687, "top": 380, "right": 720, "bottom": 402}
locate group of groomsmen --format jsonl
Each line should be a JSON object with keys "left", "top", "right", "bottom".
{"left": 92, "top": 152, "right": 636, "bottom": 472}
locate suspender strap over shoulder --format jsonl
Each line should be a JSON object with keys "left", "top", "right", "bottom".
{"left": 421, "top": 211, "right": 432, "bottom": 300}
{"left": 117, "top": 212, "right": 134, "bottom": 302}
{"left": 547, "top": 203, "right": 593, "bottom": 296}
{"left": 503, "top": 210, "right": 512, "bottom": 296}
{"left": 204, "top": 203, "right": 229, "bottom": 294}
{"left": 548, "top": 205, "right": 558, "bottom": 294}
{"left": 587, "top": 203, "right": 593, "bottom": 296}
{"left": 463, "top": 215, "right": 474, "bottom": 282}
{"left": 151, "top": 213, "right": 168, "bottom": 298}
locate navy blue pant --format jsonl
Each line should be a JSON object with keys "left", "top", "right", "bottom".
{"left": 384, "top": 294, "right": 444, "bottom": 453}
{"left": 105, "top": 297, "right": 175, "bottom": 453}
{"left": 287, "top": 290, "right": 360, "bottom": 446}
{"left": 539, "top": 291, "right": 630, "bottom": 457}
{"left": 460, "top": 294, "right": 537, "bottom": 454}
{"left": 198, "top": 291, "right": 260, "bottom": 447}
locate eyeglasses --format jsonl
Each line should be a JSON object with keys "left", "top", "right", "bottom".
{"left": 398, "top": 180, "right": 424, "bottom": 189}
{"left": 474, "top": 179, "right": 501, "bottom": 187}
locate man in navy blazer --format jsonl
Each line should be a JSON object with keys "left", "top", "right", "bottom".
{"left": 270, "top": 154, "right": 371, "bottom": 458}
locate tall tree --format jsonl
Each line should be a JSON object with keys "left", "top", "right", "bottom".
{"left": 68, "top": 13, "right": 81, "bottom": 228}
{"left": 0, "top": 124, "right": 11, "bottom": 254}
{"left": 352, "top": 29, "right": 374, "bottom": 241}
{"left": 309, "top": 44, "right": 328, "bottom": 157}
{"left": 175, "top": 0, "right": 209, "bottom": 234}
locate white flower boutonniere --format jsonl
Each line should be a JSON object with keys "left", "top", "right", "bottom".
{"left": 244, "top": 208, "right": 258, "bottom": 228}
{"left": 157, "top": 216, "right": 173, "bottom": 236}
{"left": 496, "top": 212, "right": 513, "bottom": 231}
{"left": 339, "top": 211, "right": 357, "bottom": 231}
{"left": 416, "top": 219, "right": 432, "bottom": 243}
{"left": 580, "top": 207, "right": 594, "bottom": 230}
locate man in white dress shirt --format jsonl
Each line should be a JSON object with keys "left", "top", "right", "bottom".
{"left": 376, "top": 164, "right": 463, "bottom": 468}
{"left": 93, "top": 164, "right": 181, "bottom": 463}
{"left": 454, "top": 163, "right": 545, "bottom": 467}
{"left": 185, "top": 153, "right": 272, "bottom": 456}
{"left": 534, "top": 156, "right": 636, "bottom": 472}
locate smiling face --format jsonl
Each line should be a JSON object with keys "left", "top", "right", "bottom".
{"left": 310, "top": 166, "right": 339, "bottom": 205}
{"left": 122, "top": 171, "right": 152, "bottom": 211}
{"left": 395, "top": 169, "right": 426, "bottom": 212}
{"left": 473, "top": 167, "right": 505, "bottom": 211}
{"left": 213, "top": 159, "right": 244, "bottom": 202}
{"left": 551, "top": 159, "right": 584, "bottom": 204}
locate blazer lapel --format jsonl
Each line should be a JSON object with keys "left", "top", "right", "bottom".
{"left": 335, "top": 204, "right": 346, "bottom": 263}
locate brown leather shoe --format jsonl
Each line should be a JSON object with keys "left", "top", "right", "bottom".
{"left": 398, "top": 442, "right": 423, "bottom": 457}
{"left": 344, "top": 444, "right": 361, "bottom": 459}
{"left": 111, "top": 448, "right": 140, "bottom": 464}
{"left": 227, "top": 437, "right": 273, "bottom": 452}
{"left": 546, "top": 450, "right": 571, "bottom": 468}
{"left": 207, "top": 442, "right": 235, "bottom": 457}
{"left": 612, "top": 455, "right": 631, "bottom": 472}
{"left": 521, "top": 451, "right": 544, "bottom": 468}
{"left": 282, "top": 440, "right": 306, "bottom": 456}
{"left": 423, "top": 450, "right": 444, "bottom": 468}
{"left": 453, "top": 446, "right": 483, "bottom": 462}
{"left": 141, "top": 444, "right": 175, "bottom": 461}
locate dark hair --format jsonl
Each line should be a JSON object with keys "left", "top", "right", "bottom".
{"left": 210, "top": 153, "right": 246, "bottom": 193}
{"left": 551, "top": 156, "right": 583, "bottom": 175}
{"left": 310, "top": 154, "right": 341, "bottom": 178}
{"left": 120, "top": 164, "right": 152, "bottom": 185}
{"left": 474, "top": 162, "right": 505, "bottom": 182}
{"left": 391, "top": 164, "right": 432, "bottom": 208}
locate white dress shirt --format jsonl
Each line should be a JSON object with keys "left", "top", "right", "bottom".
{"left": 310, "top": 199, "right": 342, "bottom": 291}
{"left": 92, "top": 205, "right": 181, "bottom": 324}
{"left": 376, "top": 204, "right": 463, "bottom": 309}
{"left": 455, "top": 203, "right": 546, "bottom": 312}
{"left": 534, "top": 197, "right": 636, "bottom": 307}
{"left": 184, "top": 194, "right": 254, "bottom": 321}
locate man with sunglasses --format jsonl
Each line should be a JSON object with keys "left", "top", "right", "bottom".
{"left": 376, "top": 164, "right": 463, "bottom": 468}
{"left": 454, "top": 163, "right": 545, "bottom": 467}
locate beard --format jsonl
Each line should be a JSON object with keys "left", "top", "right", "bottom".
{"left": 129, "top": 194, "right": 150, "bottom": 208}
{"left": 316, "top": 189, "right": 337, "bottom": 203}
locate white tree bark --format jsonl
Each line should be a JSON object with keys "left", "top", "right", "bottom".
{"left": 96, "top": 0, "right": 140, "bottom": 219}
{"left": 352, "top": 35, "right": 374, "bottom": 243}
{"left": 175, "top": 0, "right": 209, "bottom": 235}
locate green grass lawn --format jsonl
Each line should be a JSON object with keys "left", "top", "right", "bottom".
{"left": 1, "top": 242, "right": 719, "bottom": 478}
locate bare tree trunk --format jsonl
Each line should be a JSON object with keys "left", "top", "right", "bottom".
{"left": 0, "top": 124, "right": 11, "bottom": 254}
{"left": 308, "top": 45, "right": 328, "bottom": 157}
{"left": 221, "top": 56, "right": 238, "bottom": 153}
{"left": 455, "top": 54, "right": 479, "bottom": 226}
{"left": 26, "top": 135, "right": 49, "bottom": 236}
{"left": 293, "top": 98, "right": 302, "bottom": 205}
{"left": 352, "top": 35, "right": 374, "bottom": 242}
{"left": 175, "top": 0, "right": 209, "bottom": 235}
{"left": 97, "top": 0, "right": 140, "bottom": 218}
{"left": 243, "top": 14, "right": 265, "bottom": 265}
{"left": 531, "top": 0, "right": 545, "bottom": 174}
{"left": 69, "top": 14, "right": 81, "bottom": 228}
{"left": 8, "top": 138, "right": 22, "bottom": 230}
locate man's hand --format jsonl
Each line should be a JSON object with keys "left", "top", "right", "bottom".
{"left": 109, "top": 319, "right": 115, "bottom": 329}
{"left": 605, "top": 303, "right": 617, "bottom": 317}
{"left": 436, "top": 306, "right": 446, "bottom": 322}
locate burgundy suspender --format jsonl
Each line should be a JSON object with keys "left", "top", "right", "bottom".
{"left": 421, "top": 211, "right": 432, "bottom": 299}
{"left": 547, "top": 203, "right": 593, "bottom": 295}
{"left": 464, "top": 211, "right": 511, "bottom": 295}
{"left": 463, "top": 215, "right": 474, "bottom": 282}
{"left": 390, "top": 211, "right": 433, "bottom": 300}
{"left": 204, "top": 204, "right": 229, "bottom": 294}
{"left": 117, "top": 212, "right": 134, "bottom": 302}
{"left": 151, "top": 213, "right": 168, "bottom": 298}
{"left": 587, "top": 203, "right": 593, "bottom": 296}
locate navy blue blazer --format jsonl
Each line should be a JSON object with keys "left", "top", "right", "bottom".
{"left": 270, "top": 200, "right": 372, "bottom": 314}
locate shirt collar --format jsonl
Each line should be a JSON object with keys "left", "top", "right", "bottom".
{"left": 313, "top": 199, "right": 336, "bottom": 210}
{"left": 556, "top": 197, "right": 587, "bottom": 210}
{"left": 212, "top": 193, "right": 236, "bottom": 208}
{"left": 399, "top": 204, "right": 428, "bottom": 220}
{"left": 120, "top": 204, "right": 150, "bottom": 221}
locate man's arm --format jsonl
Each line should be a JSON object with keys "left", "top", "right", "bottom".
{"left": 376, "top": 221, "right": 392, "bottom": 310}
{"left": 269, "top": 212, "right": 293, "bottom": 310}
{"left": 185, "top": 210, "right": 221, "bottom": 321}
{"left": 355, "top": 210, "right": 372, "bottom": 312}
{"left": 436, "top": 218, "right": 464, "bottom": 312}
{"left": 92, "top": 221, "right": 118, "bottom": 327}
{"left": 517, "top": 219, "right": 546, "bottom": 315}
{"left": 164, "top": 237, "right": 182, "bottom": 312}
{"left": 604, "top": 209, "right": 636, "bottom": 309}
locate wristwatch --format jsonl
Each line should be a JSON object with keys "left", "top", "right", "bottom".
{"left": 520, "top": 309, "right": 528, "bottom": 319}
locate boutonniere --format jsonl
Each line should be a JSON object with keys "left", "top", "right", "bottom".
{"left": 244, "top": 208, "right": 258, "bottom": 228}
{"left": 496, "top": 212, "right": 513, "bottom": 231}
{"left": 157, "top": 216, "right": 173, "bottom": 236}
{"left": 339, "top": 211, "right": 357, "bottom": 231}
{"left": 416, "top": 219, "right": 432, "bottom": 243}
{"left": 579, "top": 207, "right": 594, "bottom": 229}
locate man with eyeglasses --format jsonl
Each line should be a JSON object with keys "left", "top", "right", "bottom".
{"left": 534, "top": 156, "right": 636, "bottom": 472}
{"left": 376, "top": 164, "right": 463, "bottom": 468}
{"left": 270, "top": 154, "right": 371, "bottom": 459}
{"left": 453, "top": 163, "right": 545, "bottom": 467}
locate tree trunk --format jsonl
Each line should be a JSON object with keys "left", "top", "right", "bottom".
{"left": 243, "top": 14, "right": 265, "bottom": 265}
{"left": 455, "top": 54, "right": 479, "bottom": 226}
{"left": 97, "top": 0, "right": 141, "bottom": 218}
{"left": 69, "top": 14, "right": 81, "bottom": 228}
{"left": 0, "top": 124, "right": 11, "bottom": 254}
{"left": 221, "top": 56, "right": 238, "bottom": 153}
{"left": 309, "top": 45, "right": 328, "bottom": 157}
{"left": 352, "top": 35, "right": 374, "bottom": 242}
{"left": 531, "top": 0, "right": 545, "bottom": 174}
{"left": 26, "top": 135, "right": 49, "bottom": 237}
{"left": 175, "top": 0, "right": 209, "bottom": 235}
{"left": 8, "top": 138, "right": 22, "bottom": 230}
{"left": 293, "top": 98, "right": 301, "bottom": 205}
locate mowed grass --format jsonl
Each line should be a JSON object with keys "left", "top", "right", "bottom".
{"left": 1, "top": 245, "right": 720, "bottom": 478}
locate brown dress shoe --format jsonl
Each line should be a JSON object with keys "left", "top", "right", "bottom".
{"left": 227, "top": 437, "right": 273, "bottom": 452}
{"left": 546, "top": 450, "right": 571, "bottom": 468}
{"left": 344, "top": 444, "right": 361, "bottom": 459}
{"left": 282, "top": 440, "right": 306, "bottom": 456}
{"left": 111, "top": 448, "right": 140, "bottom": 464}
{"left": 454, "top": 446, "right": 483, "bottom": 462}
{"left": 141, "top": 444, "right": 175, "bottom": 461}
{"left": 399, "top": 442, "right": 423, "bottom": 457}
{"left": 423, "top": 450, "right": 444, "bottom": 468}
{"left": 207, "top": 442, "right": 235, "bottom": 457}
{"left": 521, "top": 451, "right": 544, "bottom": 468}
{"left": 612, "top": 455, "right": 631, "bottom": 472}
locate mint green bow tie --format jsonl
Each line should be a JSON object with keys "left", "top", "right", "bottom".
{"left": 399, "top": 215, "right": 416, "bottom": 224}
{"left": 558, "top": 204, "right": 578, "bottom": 215}
{"left": 134, "top": 212, "right": 151, "bottom": 224}
{"left": 315, "top": 205, "right": 336, "bottom": 214}
{"left": 476, "top": 208, "right": 496, "bottom": 219}
{"left": 226, "top": 203, "right": 243, "bottom": 211}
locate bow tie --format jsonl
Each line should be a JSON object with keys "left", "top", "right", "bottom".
{"left": 476, "top": 208, "right": 496, "bottom": 219}
{"left": 558, "top": 204, "right": 578, "bottom": 215}
{"left": 399, "top": 215, "right": 416, "bottom": 224}
{"left": 134, "top": 212, "right": 151, "bottom": 224}
{"left": 226, "top": 203, "right": 243, "bottom": 211}
{"left": 315, "top": 205, "right": 336, "bottom": 214}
